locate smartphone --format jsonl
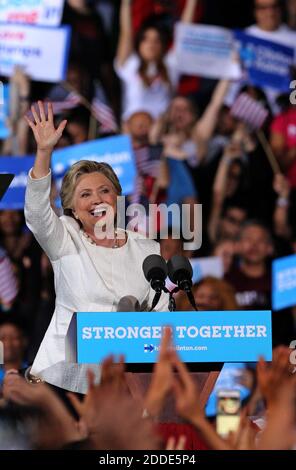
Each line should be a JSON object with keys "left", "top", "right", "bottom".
{"left": 216, "top": 389, "right": 241, "bottom": 438}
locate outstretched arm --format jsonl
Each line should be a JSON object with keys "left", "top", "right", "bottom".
{"left": 193, "top": 80, "right": 230, "bottom": 162}
{"left": 25, "top": 101, "right": 67, "bottom": 179}
{"left": 181, "top": 0, "right": 199, "bottom": 23}
{"left": 116, "top": 0, "right": 133, "bottom": 67}
{"left": 24, "top": 102, "right": 69, "bottom": 261}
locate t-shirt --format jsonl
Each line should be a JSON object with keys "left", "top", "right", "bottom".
{"left": 271, "top": 108, "right": 296, "bottom": 187}
{"left": 245, "top": 24, "right": 296, "bottom": 51}
{"left": 115, "top": 52, "right": 180, "bottom": 120}
{"left": 225, "top": 266, "right": 271, "bottom": 310}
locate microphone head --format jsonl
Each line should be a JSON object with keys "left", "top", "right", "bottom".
{"left": 142, "top": 254, "right": 168, "bottom": 283}
{"left": 117, "top": 295, "right": 141, "bottom": 312}
{"left": 167, "top": 255, "right": 193, "bottom": 286}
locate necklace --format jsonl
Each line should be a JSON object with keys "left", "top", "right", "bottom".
{"left": 82, "top": 230, "right": 119, "bottom": 249}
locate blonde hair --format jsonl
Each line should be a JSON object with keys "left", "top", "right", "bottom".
{"left": 60, "top": 160, "right": 122, "bottom": 218}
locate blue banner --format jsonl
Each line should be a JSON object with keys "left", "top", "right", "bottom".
{"left": 75, "top": 310, "right": 272, "bottom": 364}
{"left": 0, "top": 156, "right": 34, "bottom": 210}
{"left": 272, "top": 254, "right": 296, "bottom": 311}
{"left": 52, "top": 135, "right": 136, "bottom": 195}
{"left": 0, "top": 84, "right": 10, "bottom": 139}
{"left": 0, "top": 135, "right": 136, "bottom": 209}
{"left": 234, "top": 30, "right": 294, "bottom": 91}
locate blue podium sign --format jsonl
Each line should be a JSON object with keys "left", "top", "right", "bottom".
{"left": 67, "top": 311, "right": 272, "bottom": 364}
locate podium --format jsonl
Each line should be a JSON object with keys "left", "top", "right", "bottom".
{"left": 66, "top": 310, "right": 272, "bottom": 422}
{"left": 123, "top": 369, "right": 221, "bottom": 423}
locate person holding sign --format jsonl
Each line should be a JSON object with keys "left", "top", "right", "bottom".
{"left": 115, "top": 0, "right": 198, "bottom": 120}
{"left": 24, "top": 101, "right": 168, "bottom": 393}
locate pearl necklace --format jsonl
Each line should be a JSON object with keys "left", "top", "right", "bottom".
{"left": 82, "top": 230, "right": 119, "bottom": 248}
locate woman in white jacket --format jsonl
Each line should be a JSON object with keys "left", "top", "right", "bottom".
{"left": 24, "top": 101, "right": 168, "bottom": 393}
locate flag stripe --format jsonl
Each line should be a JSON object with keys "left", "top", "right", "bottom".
{"left": 230, "top": 93, "right": 268, "bottom": 130}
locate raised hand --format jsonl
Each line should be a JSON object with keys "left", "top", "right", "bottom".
{"left": 171, "top": 354, "right": 204, "bottom": 425}
{"left": 2, "top": 373, "right": 85, "bottom": 449}
{"left": 25, "top": 101, "right": 67, "bottom": 151}
{"left": 144, "top": 327, "right": 176, "bottom": 418}
{"left": 257, "top": 346, "right": 293, "bottom": 407}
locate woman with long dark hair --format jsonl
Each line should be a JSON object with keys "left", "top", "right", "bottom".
{"left": 115, "top": 0, "right": 198, "bottom": 120}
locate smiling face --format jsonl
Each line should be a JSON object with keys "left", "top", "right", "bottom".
{"left": 72, "top": 172, "right": 118, "bottom": 236}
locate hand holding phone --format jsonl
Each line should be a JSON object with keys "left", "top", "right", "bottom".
{"left": 216, "top": 389, "right": 241, "bottom": 438}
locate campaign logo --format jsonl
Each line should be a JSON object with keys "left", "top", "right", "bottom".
{"left": 144, "top": 344, "right": 154, "bottom": 353}
{"left": 240, "top": 43, "right": 256, "bottom": 67}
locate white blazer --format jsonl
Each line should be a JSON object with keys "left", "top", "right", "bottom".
{"left": 25, "top": 170, "right": 169, "bottom": 392}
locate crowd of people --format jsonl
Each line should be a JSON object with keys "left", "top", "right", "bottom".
{"left": 0, "top": 0, "right": 296, "bottom": 451}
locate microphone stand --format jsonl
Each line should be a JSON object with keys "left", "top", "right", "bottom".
{"left": 149, "top": 285, "right": 179, "bottom": 312}
{"left": 180, "top": 280, "right": 198, "bottom": 311}
{"left": 149, "top": 283, "right": 198, "bottom": 312}
{"left": 167, "top": 286, "right": 179, "bottom": 312}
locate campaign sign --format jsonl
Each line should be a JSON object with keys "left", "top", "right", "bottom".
{"left": 234, "top": 30, "right": 294, "bottom": 91}
{"left": 0, "top": 23, "right": 71, "bottom": 83}
{"left": 175, "top": 23, "right": 242, "bottom": 80}
{"left": 0, "top": 156, "right": 34, "bottom": 209}
{"left": 0, "top": 0, "right": 64, "bottom": 27}
{"left": 73, "top": 310, "right": 272, "bottom": 364}
{"left": 205, "top": 362, "right": 253, "bottom": 417}
{"left": 52, "top": 135, "right": 136, "bottom": 195}
{"left": 272, "top": 254, "right": 296, "bottom": 311}
{"left": 0, "top": 84, "right": 10, "bottom": 139}
{"left": 190, "top": 256, "right": 224, "bottom": 283}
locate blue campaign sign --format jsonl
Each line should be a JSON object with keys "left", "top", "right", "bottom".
{"left": 0, "top": 84, "right": 10, "bottom": 139}
{"left": 52, "top": 135, "right": 136, "bottom": 195}
{"left": 272, "top": 254, "right": 296, "bottom": 311}
{"left": 74, "top": 310, "right": 272, "bottom": 364}
{"left": 234, "top": 30, "right": 294, "bottom": 91}
{"left": 0, "top": 156, "right": 34, "bottom": 209}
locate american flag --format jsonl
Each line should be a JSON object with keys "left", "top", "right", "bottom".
{"left": 50, "top": 91, "right": 81, "bottom": 114}
{"left": 230, "top": 93, "right": 269, "bottom": 130}
{"left": 91, "top": 97, "right": 118, "bottom": 134}
{"left": 30, "top": 92, "right": 81, "bottom": 118}
{"left": 32, "top": 92, "right": 118, "bottom": 133}
{"left": 130, "top": 145, "right": 161, "bottom": 205}
{"left": 0, "top": 250, "right": 18, "bottom": 305}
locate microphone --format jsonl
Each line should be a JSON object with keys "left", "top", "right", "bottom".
{"left": 142, "top": 254, "right": 168, "bottom": 311}
{"left": 117, "top": 295, "right": 141, "bottom": 312}
{"left": 167, "top": 255, "right": 198, "bottom": 311}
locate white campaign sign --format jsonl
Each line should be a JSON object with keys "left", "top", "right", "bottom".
{"left": 175, "top": 22, "right": 242, "bottom": 80}
{"left": 0, "top": 0, "right": 64, "bottom": 27}
{"left": 0, "top": 23, "right": 70, "bottom": 83}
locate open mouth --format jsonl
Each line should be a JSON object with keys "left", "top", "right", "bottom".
{"left": 90, "top": 206, "right": 108, "bottom": 219}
